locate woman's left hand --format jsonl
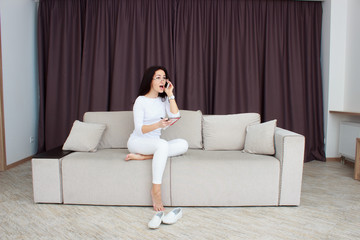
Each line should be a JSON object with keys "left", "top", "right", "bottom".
{"left": 165, "top": 80, "right": 174, "bottom": 96}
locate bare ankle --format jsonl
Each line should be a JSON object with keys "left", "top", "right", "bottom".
{"left": 152, "top": 184, "right": 161, "bottom": 190}
{"left": 151, "top": 184, "right": 164, "bottom": 211}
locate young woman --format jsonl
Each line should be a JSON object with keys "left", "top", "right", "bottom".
{"left": 126, "top": 66, "right": 188, "bottom": 212}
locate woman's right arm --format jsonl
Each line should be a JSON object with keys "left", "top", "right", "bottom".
{"left": 141, "top": 122, "right": 160, "bottom": 134}
{"left": 133, "top": 98, "right": 170, "bottom": 135}
{"left": 133, "top": 102, "right": 144, "bottom": 136}
{"left": 142, "top": 119, "right": 171, "bottom": 134}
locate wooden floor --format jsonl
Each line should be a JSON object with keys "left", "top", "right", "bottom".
{"left": 1, "top": 160, "right": 360, "bottom": 239}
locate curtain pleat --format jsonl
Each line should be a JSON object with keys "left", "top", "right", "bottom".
{"left": 174, "top": 0, "right": 325, "bottom": 161}
{"left": 37, "top": 0, "right": 325, "bottom": 162}
{"left": 38, "top": 0, "right": 175, "bottom": 152}
{"left": 37, "top": 0, "right": 83, "bottom": 152}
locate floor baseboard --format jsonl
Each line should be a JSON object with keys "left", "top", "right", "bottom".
{"left": 6, "top": 156, "right": 32, "bottom": 170}
{"left": 326, "top": 157, "right": 341, "bottom": 162}
{"left": 327, "top": 157, "right": 354, "bottom": 168}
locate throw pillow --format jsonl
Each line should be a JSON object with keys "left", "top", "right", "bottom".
{"left": 161, "top": 110, "right": 203, "bottom": 149}
{"left": 63, "top": 120, "right": 107, "bottom": 152}
{"left": 244, "top": 120, "right": 277, "bottom": 155}
{"left": 202, "top": 113, "right": 260, "bottom": 150}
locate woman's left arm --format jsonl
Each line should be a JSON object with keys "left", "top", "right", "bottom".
{"left": 165, "top": 80, "right": 179, "bottom": 115}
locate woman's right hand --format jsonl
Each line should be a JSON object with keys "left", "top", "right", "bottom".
{"left": 158, "top": 118, "right": 171, "bottom": 129}
{"left": 142, "top": 119, "right": 172, "bottom": 134}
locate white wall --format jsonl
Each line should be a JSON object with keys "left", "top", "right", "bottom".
{"left": 322, "top": 0, "right": 360, "bottom": 159}
{"left": 0, "top": 0, "right": 38, "bottom": 165}
{"left": 344, "top": 0, "right": 360, "bottom": 112}
{"left": 321, "top": 0, "right": 331, "bottom": 148}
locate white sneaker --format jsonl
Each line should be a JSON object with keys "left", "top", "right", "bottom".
{"left": 162, "top": 208, "right": 182, "bottom": 224}
{"left": 148, "top": 211, "right": 164, "bottom": 229}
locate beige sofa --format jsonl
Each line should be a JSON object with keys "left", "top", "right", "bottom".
{"left": 32, "top": 110, "right": 305, "bottom": 207}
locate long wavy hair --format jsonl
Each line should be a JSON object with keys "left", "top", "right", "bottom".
{"left": 138, "top": 66, "right": 169, "bottom": 100}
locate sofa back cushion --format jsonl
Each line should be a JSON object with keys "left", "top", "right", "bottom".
{"left": 202, "top": 113, "right": 260, "bottom": 150}
{"left": 83, "top": 111, "right": 134, "bottom": 149}
{"left": 161, "top": 110, "right": 203, "bottom": 149}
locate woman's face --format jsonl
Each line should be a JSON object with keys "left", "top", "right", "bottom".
{"left": 151, "top": 69, "right": 167, "bottom": 94}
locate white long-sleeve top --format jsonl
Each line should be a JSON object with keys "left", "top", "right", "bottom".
{"left": 129, "top": 96, "right": 180, "bottom": 139}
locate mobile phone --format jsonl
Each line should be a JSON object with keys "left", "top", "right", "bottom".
{"left": 165, "top": 82, "right": 169, "bottom": 88}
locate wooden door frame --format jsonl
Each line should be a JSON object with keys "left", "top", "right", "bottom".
{"left": 0, "top": 25, "right": 7, "bottom": 171}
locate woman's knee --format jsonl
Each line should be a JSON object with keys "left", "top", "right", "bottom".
{"left": 178, "top": 139, "right": 189, "bottom": 151}
{"left": 168, "top": 138, "right": 188, "bottom": 156}
{"left": 156, "top": 139, "right": 169, "bottom": 151}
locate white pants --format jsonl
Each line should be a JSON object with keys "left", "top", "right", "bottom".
{"left": 127, "top": 137, "right": 189, "bottom": 184}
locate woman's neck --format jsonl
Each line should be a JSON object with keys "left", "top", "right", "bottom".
{"left": 145, "top": 90, "right": 158, "bottom": 98}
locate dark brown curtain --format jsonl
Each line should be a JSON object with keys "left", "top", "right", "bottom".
{"left": 38, "top": 0, "right": 175, "bottom": 152}
{"left": 38, "top": 0, "right": 325, "bottom": 162}
{"left": 173, "top": 0, "right": 325, "bottom": 161}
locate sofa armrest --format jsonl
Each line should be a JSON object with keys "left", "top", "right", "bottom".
{"left": 32, "top": 146, "right": 73, "bottom": 204}
{"left": 274, "top": 127, "right": 305, "bottom": 206}
{"left": 33, "top": 146, "right": 73, "bottom": 159}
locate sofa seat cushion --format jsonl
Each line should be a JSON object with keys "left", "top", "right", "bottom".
{"left": 61, "top": 149, "right": 171, "bottom": 206}
{"left": 170, "top": 150, "right": 280, "bottom": 206}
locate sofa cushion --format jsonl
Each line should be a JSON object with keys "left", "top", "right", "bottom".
{"left": 202, "top": 113, "right": 260, "bottom": 150}
{"left": 170, "top": 149, "right": 280, "bottom": 206}
{"left": 62, "top": 120, "right": 106, "bottom": 152}
{"left": 161, "top": 110, "right": 203, "bottom": 149}
{"left": 61, "top": 149, "right": 171, "bottom": 206}
{"left": 83, "top": 111, "right": 134, "bottom": 149}
{"left": 244, "top": 120, "right": 277, "bottom": 155}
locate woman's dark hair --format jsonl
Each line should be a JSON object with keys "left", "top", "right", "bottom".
{"left": 138, "top": 66, "right": 169, "bottom": 100}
